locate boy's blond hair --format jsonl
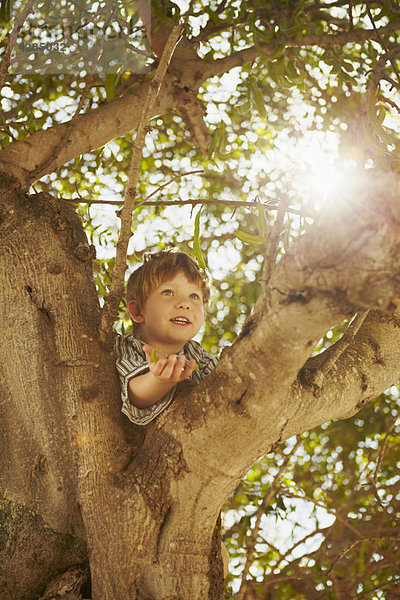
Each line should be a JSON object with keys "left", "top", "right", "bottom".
{"left": 126, "top": 250, "right": 211, "bottom": 312}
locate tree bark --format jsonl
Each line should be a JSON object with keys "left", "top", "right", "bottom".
{"left": 0, "top": 176, "right": 133, "bottom": 598}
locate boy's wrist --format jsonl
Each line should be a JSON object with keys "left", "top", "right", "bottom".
{"left": 148, "top": 369, "right": 176, "bottom": 389}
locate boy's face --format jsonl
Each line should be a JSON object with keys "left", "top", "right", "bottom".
{"left": 128, "top": 271, "right": 206, "bottom": 353}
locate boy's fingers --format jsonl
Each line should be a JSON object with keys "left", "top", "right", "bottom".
{"left": 170, "top": 354, "right": 186, "bottom": 378}
{"left": 180, "top": 358, "right": 197, "bottom": 380}
{"left": 156, "top": 354, "right": 179, "bottom": 379}
{"left": 143, "top": 344, "right": 155, "bottom": 361}
{"left": 161, "top": 354, "right": 187, "bottom": 380}
{"left": 146, "top": 352, "right": 190, "bottom": 381}
{"left": 176, "top": 355, "right": 188, "bottom": 373}
{"left": 147, "top": 357, "right": 166, "bottom": 378}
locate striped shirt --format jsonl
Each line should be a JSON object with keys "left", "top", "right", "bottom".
{"left": 114, "top": 335, "right": 218, "bottom": 425}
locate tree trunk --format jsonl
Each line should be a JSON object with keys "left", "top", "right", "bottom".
{"left": 0, "top": 176, "right": 225, "bottom": 599}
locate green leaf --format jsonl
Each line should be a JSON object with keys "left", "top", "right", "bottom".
{"left": 248, "top": 77, "right": 267, "bottom": 118}
{"left": 257, "top": 200, "right": 268, "bottom": 236}
{"left": 105, "top": 73, "right": 118, "bottom": 102}
{"left": 236, "top": 230, "right": 266, "bottom": 245}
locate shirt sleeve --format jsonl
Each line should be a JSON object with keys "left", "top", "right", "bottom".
{"left": 114, "top": 335, "right": 176, "bottom": 426}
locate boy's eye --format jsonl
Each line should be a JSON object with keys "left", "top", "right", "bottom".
{"left": 190, "top": 293, "right": 200, "bottom": 300}
{"left": 162, "top": 289, "right": 173, "bottom": 296}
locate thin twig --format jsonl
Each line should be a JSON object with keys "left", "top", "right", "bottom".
{"left": 377, "top": 93, "right": 400, "bottom": 113}
{"left": 366, "top": 0, "right": 400, "bottom": 87}
{"left": 0, "top": 107, "right": 17, "bottom": 140}
{"left": 327, "top": 536, "right": 400, "bottom": 576}
{"left": 0, "top": 0, "right": 37, "bottom": 91}
{"left": 368, "top": 47, "right": 400, "bottom": 99}
{"left": 277, "top": 523, "right": 331, "bottom": 568}
{"left": 236, "top": 437, "right": 302, "bottom": 599}
{"left": 142, "top": 169, "right": 204, "bottom": 202}
{"left": 281, "top": 489, "right": 362, "bottom": 538}
{"left": 66, "top": 195, "right": 311, "bottom": 217}
{"left": 372, "top": 413, "right": 399, "bottom": 486}
{"left": 349, "top": 576, "right": 400, "bottom": 600}
{"left": 99, "top": 24, "right": 184, "bottom": 342}
{"left": 348, "top": 0, "right": 354, "bottom": 30}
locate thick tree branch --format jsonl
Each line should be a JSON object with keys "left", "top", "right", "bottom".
{"left": 289, "top": 306, "right": 400, "bottom": 439}
{"left": 202, "top": 22, "right": 400, "bottom": 79}
{"left": 0, "top": 66, "right": 200, "bottom": 187}
{"left": 0, "top": 82, "right": 148, "bottom": 186}
{"left": 177, "top": 89, "right": 211, "bottom": 154}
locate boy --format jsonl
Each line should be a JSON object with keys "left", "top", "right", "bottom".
{"left": 115, "top": 250, "right": 230, "bottom": 577}
{"left": 115, "top": 250, "right": 218, "bottom": 426}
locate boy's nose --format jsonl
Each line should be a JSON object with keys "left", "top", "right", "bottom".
{"left": 177, "top": 299, "right": 190, "bottom": 309}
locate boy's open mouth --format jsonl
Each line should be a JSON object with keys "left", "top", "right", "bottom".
{"left": 170, "top": 317, "right": 191, "bottom": 325}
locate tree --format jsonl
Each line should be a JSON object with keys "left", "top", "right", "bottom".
{"left": 1, "top": 1, "right": 400, "bottom": 598}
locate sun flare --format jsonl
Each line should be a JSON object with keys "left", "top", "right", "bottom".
{"left": 292, "top": 134, "right": 357, "bottom": 210}
{"left": 303, "top": 164, "right": 347, "bottom": 203}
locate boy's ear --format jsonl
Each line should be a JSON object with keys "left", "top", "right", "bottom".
{"left": 128, "top": 299, "right": 144, "bottom": 323}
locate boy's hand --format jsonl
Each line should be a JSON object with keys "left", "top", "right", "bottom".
{"left": 143, "top": 344, "right": 198, "bottom": 383}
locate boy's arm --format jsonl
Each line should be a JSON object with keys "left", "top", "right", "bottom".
{"left": 128, "top": 345, "right": 197, "bottom": 408}
{"left": 128, "top": 371, "right": 176, "bottom": 408}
